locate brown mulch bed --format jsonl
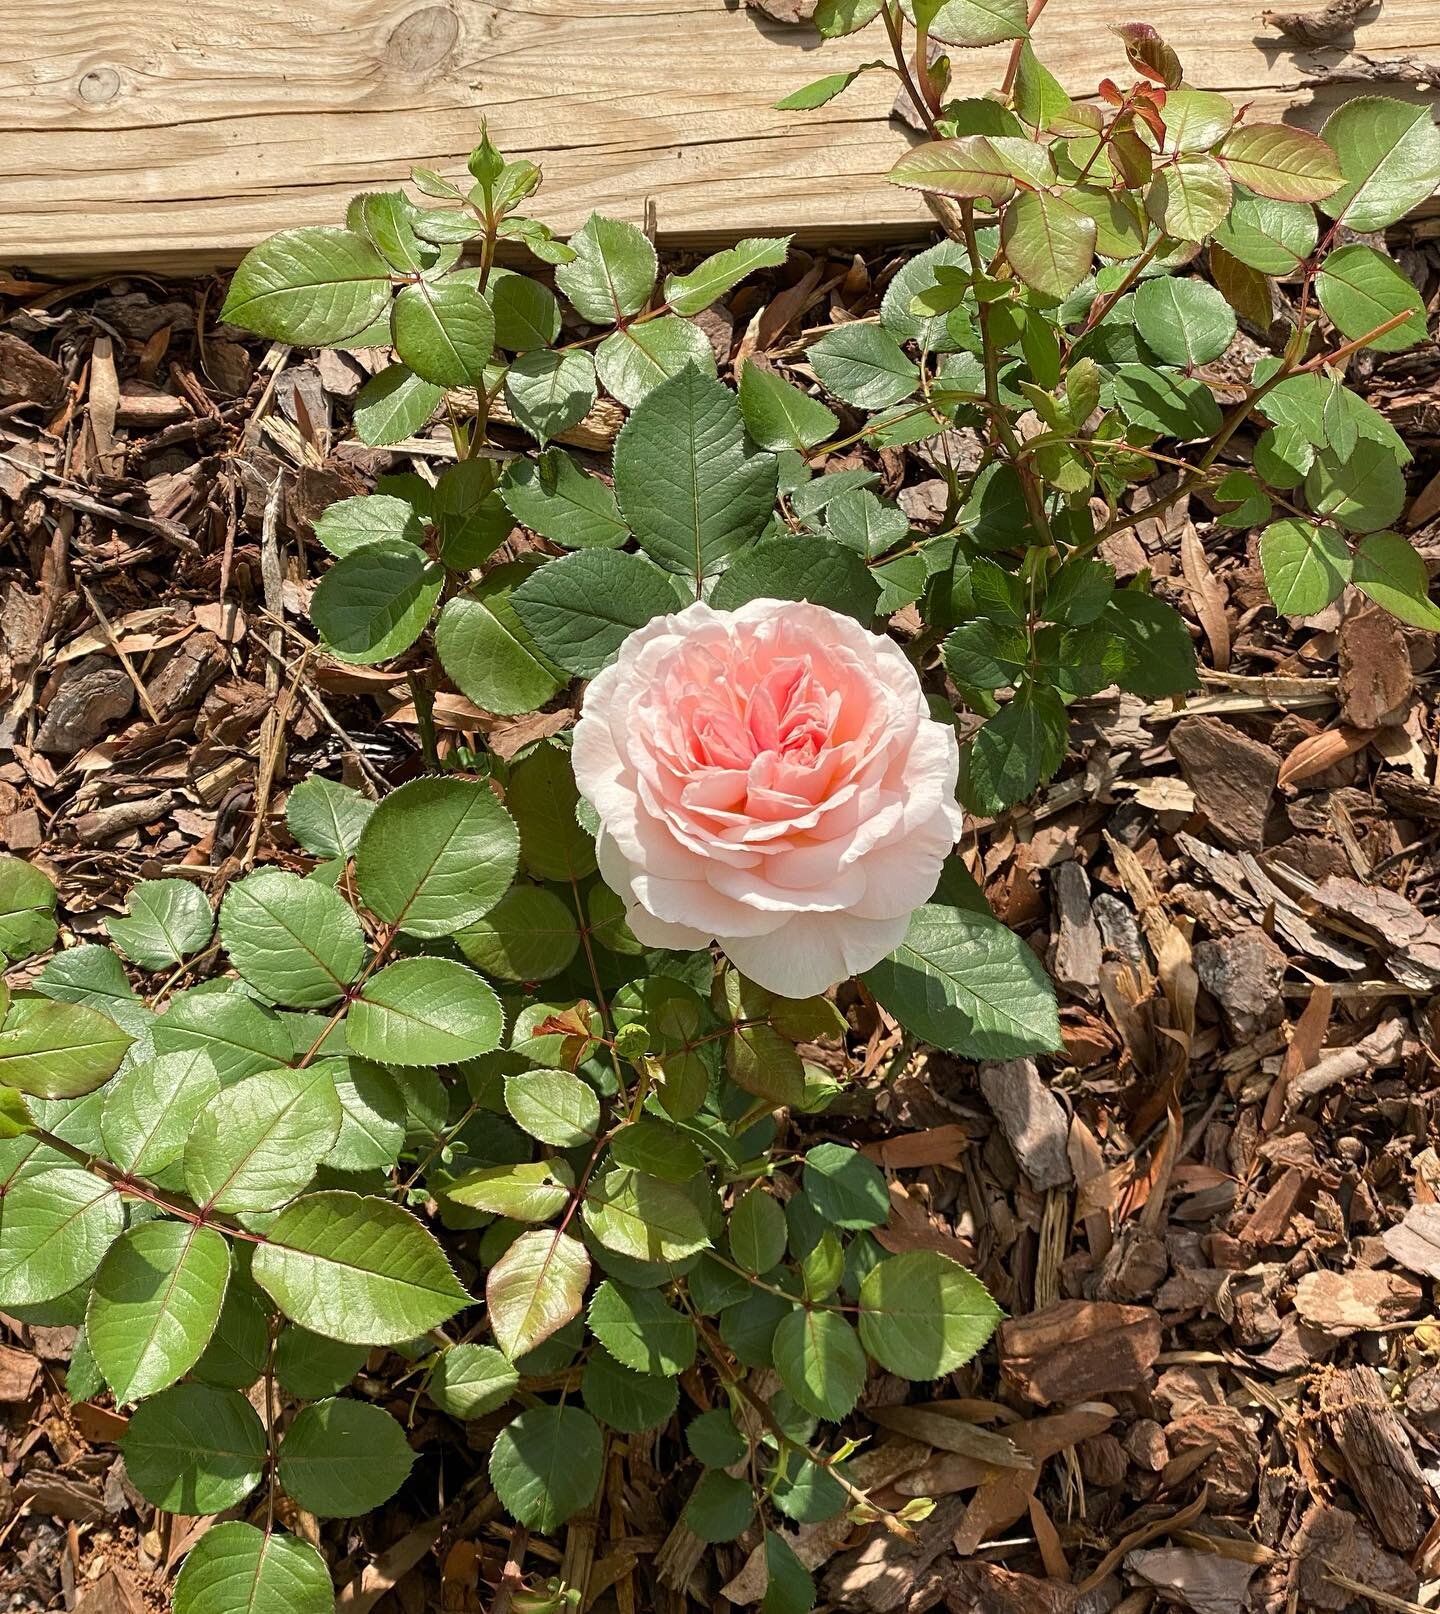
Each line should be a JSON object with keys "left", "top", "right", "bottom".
{"left": 2, "top": 230, "right": 1440, "bottom": 1614}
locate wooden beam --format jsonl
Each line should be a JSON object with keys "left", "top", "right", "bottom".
{"left": 2, "top": 0, "right": 1437, "bottom": 273}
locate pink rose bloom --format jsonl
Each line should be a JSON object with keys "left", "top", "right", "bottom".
{"left": 571, "top": 598, "right": 963, "bottom": 998}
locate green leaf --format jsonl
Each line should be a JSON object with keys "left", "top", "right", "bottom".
{"left": 355, "top": 775, "right": 519, "bottom": 939}
{"left": 1113, "top": 365, "right": 1223, "bottom": 439}
{"left": 1001, "top": 189, "right": 1095, "bottom": 296}
{"left": 502, "top": 451, "right": 630, "bottom": 550}
{"left": 183, "top": 1067, "right": 342, "bottom": 1213}
{"left": 107, "top": 878, "right": 213, "bottom": 969}
{"left": 1132, "top": 277, "right": 1236, "bottom": 367}
{"left": 353, "top": 364, "right": 443, "bottom": 447}
{"left": 489, "top": 1404, "right": 603, "bottom": 1532}
{"left": 278, "top": 1398, "right": 414, "bottom": 1516}
{"left": 457, "top": 885, "right": 579, "bottom": 982}
{"left": 582, "top": 1346, "right": 679, "bottom": 1432}
{"left": 123, "top": 1383, "right": 266, "bottom": 1513}
{"left": 504, "top": 1067, "right": 599, "bottom": 1147}
{"left": 1218, "top": 124, "right": 1343, "bottom": 203}
{"left": 583, "top": 1167, "right": 711, "bottom": 1262}
{"left": 312, "top": 492, "right": 425, "bottom": 558}
{"left": 490, "top": 270, "right": 562, "bottom": 352}
{"left": 863, "top": 902, "right": 1061, "bottom": 1059}
{"left": 221, "top": 228, "right": 392, "bottom": 344}
{"left": 1213, "top": 195, "right": 1317, "bottom": 274}
{"left": 688, "top": 1407, "right": 748, "bottom": 1466}
{"left": 944, "top": 619, "right": 1028, "bottom": 691}
{"left": 504, "top": 348, "right": 598, "bottom": 443}
{"left": 433, "top": 459, "right": 514, "bottom": 569}
{"left": 274, "top": 1327, "right": 369, "bottom": 1399}
{"left": 310, "top": 538, "right": 443, "bottom": 664}
{"left": 323, "top": 1063, "right": 404, "bottom": 1174}
{"left": 738, "top": 360, "right": 839, "bottom": 452}
{"left": 1157, "top": 88, "right": 1234, "bottom": 153}
{"left": 442, "top": 1158, "right": 573, "bottom": 1221}
{"left": 1320, "top": 97, "right": 1440, "bottom": 230}
{"left": 775, "top": 66, "right": 881, "bottom": 111}
{"left": 773, "top": 1307, "right": 866, "bottom": 1421}
{"left": 152, "top": 988, "right": 292, "bottom": 1082}
{"left": 729, "top": 1187, "right": 788, "bottom": 1275}
{"left": 808, "top": 325, "right": 917, "bottom": 410}
{"left": 0, "top": 857, "right": 57, "bottom": 964}
{"left": 962, "top": 683, "right": 1067, "bottom": 812}
{"left": 614, "top": 364, "right": 778, "bottom": 586}
{"left": 685, "top": 1470, "right": 756, "bottom": 1542}
{"left": 725, "top": 1022, "right": 805, "bottom": 1108}
{"left": 219, "top": 869, "right": 364, "bottom": 1009}
{"left": 555, "top": 213, "right": 658, "bottom": 323}
{"left": 1103, "top": 591, "right": 1198, "bottom": 695}
{"left": 507, "top": 742, "right": 598, "bottom": 881}
{"left": 1315, "top": 243, "right": 1427, "bottom": 352}
{"left": 486, "top": 1227, "right": 590, "bottom": 1358}
{"left": 436, "top": 577, "right": 565, "bottom": 719}
{"left": 709, "top": 535, "right": 880, "bottom": 621}
{"left": 195, "top": 1283, "right": 270, "bottom": 1389}
{"left": 664, "top": 237, "right": 790, "bottom": 315}
{"left": 901, "top": 0, "right": 1026, "bottom": 45}
{"left": 252, "top": 1191, "right": 470, "bottom": 1344}
{"left": 349, "top": 957, "right": 503, "bottom": 1066}
{"left": 0, "top": 996, "right": 132, "bottom": 1098}
{"left": 1353, "top": 531, "right": 1440, "bottom": 629}
{"left": 286, "top": 776, "right": 375, "bottom": 860}
{"left": 392, "top": 280, "right": 493, "bottom": 386}
{"left": 1306, "top": 438, "right": 1406, "bottom": 533}
{"left": 349, "top": 190, "right": 433, "bottom": 273}
{"left": 173, "top": 1522, "right": 332, "bottom": 1614}
{"left": 609, "top": 1117, "right": 706, "bottom": 1182}
{"left": 814, "top": 0, "right": 883, "bottom": 36}
{"left": 512, "top": 549, "right": 687, "bottom": 676}
{"left": 887, "top": 135, "right": 1017, "bottom": 203}
{"left": 857, "top": 1249, "right": 1002, "bottom": 1377}
{"left": 1259, "top": 518, "right": 1352, "bottom": 616}
{"left": 763, "top": 1531, "right": 817, "bottom": 1614}
{"left": 428, "top": 1342, "right": 519, "bottom": 1417}
{"left": 802, "top": 1142, "right": 889, "bottom": 1230}
{"left": 0, "top": 1168, "right": 122, "bottom": 1306}
{"left": 587, "top": 1278, "right": 696, "bottom": 1376}
{"left": 88, "top": 1221, "right": 230, "bottom": 1402}
{"left": 1146, "top": 153, "right": 1232, "bottom": 240}
{"left": 100, "top": 1049, "right": 222, "bottom": 1176}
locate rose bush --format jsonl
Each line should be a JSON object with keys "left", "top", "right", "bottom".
{"left": 572, "top": 598, "right": 964, "bottom": 997}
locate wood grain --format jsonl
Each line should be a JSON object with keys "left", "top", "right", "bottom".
{"left": 3, "top": 0, "right": 1438, "bottom": 272}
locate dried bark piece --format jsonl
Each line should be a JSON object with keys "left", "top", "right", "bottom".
{"left": 1125, "top": 1548, "right": 1256, "bottom": 1614}
{"left": 1163, "top": 1406, "right": 1260, "bottom": 1506}
{"left": 1291, "top": 1503, "right": 1419, "bottom": 1611}
{"left": 0, "top": 1344, "right": 39, "bottom": 1402}
{"left": 978, "top": 1059, "right": 1073, "bottom": 1191}
{"left": 1169, "top": 716, "right": 1279, "bottom": 852}
{"left": 1263, "top": 0, "right": 1377, "bottom": 45}
{"left": 35, "top": 655, "right": 135, "bottom": 755}
{"left": 1339, "top": 604, "right": 1411, "bottom": 730}
{"left": 821, "top": 1495, "right": 966, "bottom": 1613}
{"left": 1295, "top": 1269, "right": 1422, "bottom": 1334}
{"left": 0, "top": 330, "right": 64, "bottom": 408}
{"left": 999, "top": 1301, "right": 1162, "bottom": 1406}
{"left": 1382, "top": 1203, "right": 1440, "bottom": 1278}
{"left": 1052, "top": 860, "right": 1102, "bottom": 1003}
{"left": 930, "top": 1563, "right": 1080, "bottom": 1614}
{"left": 1194, "top": 926, "right": 1286, "bottom": 1041}
{"left": 1320, "top": 1365, "right": 1429, "bottom": 1551}
{"left": 1312, "top": 876, "right": 1440, "bottom": 992}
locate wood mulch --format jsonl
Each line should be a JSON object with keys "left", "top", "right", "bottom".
{"left": 2, "top": 229, "right": 1439, "bottom": 1613}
